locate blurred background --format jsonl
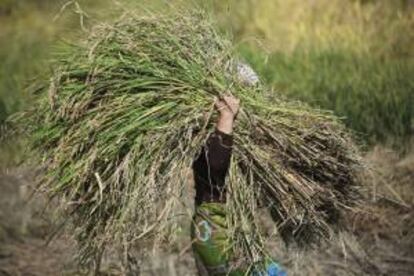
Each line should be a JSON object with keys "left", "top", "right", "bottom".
{"left": 0, "top": 0, "right": 413, "bottom": 275}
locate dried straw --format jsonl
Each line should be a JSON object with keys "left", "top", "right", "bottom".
{"left": 19, "top": 11, "right": 362, "bottom": 271}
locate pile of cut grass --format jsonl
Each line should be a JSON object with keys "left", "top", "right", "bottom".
{"left": 19, "top": 11, "right": 363, "bottom": 272}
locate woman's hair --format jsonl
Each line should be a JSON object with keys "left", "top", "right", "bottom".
{"left": 234, "top": 61, "right": 260, "bottom": 87}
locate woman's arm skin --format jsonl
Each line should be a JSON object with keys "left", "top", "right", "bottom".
{"left": 215, "top": 95, "right": 240, "bottom": 135}
{"left": 193, "top": 95, "right": 240, "bottom": 204}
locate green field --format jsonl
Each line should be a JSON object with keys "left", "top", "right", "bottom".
{"left": 1, "top": 0, "right": 413, "bottom": 147}
{"left": 212, "top": 0, "right": 414, "bottom": 146}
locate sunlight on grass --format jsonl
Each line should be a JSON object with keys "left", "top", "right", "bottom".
{"left": 210, "top": 0, "right": 414, "bottom": 145}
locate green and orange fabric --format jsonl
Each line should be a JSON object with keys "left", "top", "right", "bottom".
{"left": 191, "top": 202, "right": 288, "bottom": 276}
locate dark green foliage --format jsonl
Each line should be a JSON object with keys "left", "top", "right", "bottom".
{"left": 240, "top": 46, "right": 414, "bottom": 146}
{"left": 0, "top": 100, "right": 6, "bottom": 125}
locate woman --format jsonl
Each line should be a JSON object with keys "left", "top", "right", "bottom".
{"left": 191, "top": 63, "right": 287, "bottom": 276}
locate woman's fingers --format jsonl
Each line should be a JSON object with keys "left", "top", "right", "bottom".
{"left": 222, "top": 95, "right": 240, "bottom": 115}
{"left": 214, "top": 94, "right": 240, "bottom": 116}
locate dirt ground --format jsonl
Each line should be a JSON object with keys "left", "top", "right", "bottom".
{"left": 0, "top": 145, "right": 413, "bottom": 276}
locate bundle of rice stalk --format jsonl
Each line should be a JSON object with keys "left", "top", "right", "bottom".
{"left": 20, "top": 11, "right": 362, "bottom": 268}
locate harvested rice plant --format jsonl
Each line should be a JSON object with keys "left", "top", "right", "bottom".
{"left": 16, "top": 11, "right": 363, "bottom": 270}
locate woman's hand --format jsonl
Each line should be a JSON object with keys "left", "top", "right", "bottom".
{"left": 215, "top": 95, "right": 240, "bottom": 118}
{"left": 215, "top": 95, "right": 240, "bottom": 134}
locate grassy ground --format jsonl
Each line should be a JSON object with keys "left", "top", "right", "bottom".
{"left": 1, "top": 145, "right": 413, "bottom": 275}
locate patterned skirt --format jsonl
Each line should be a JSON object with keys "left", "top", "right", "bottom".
{"left": 191, "top": 202, "right": 287, "bottom": 276}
